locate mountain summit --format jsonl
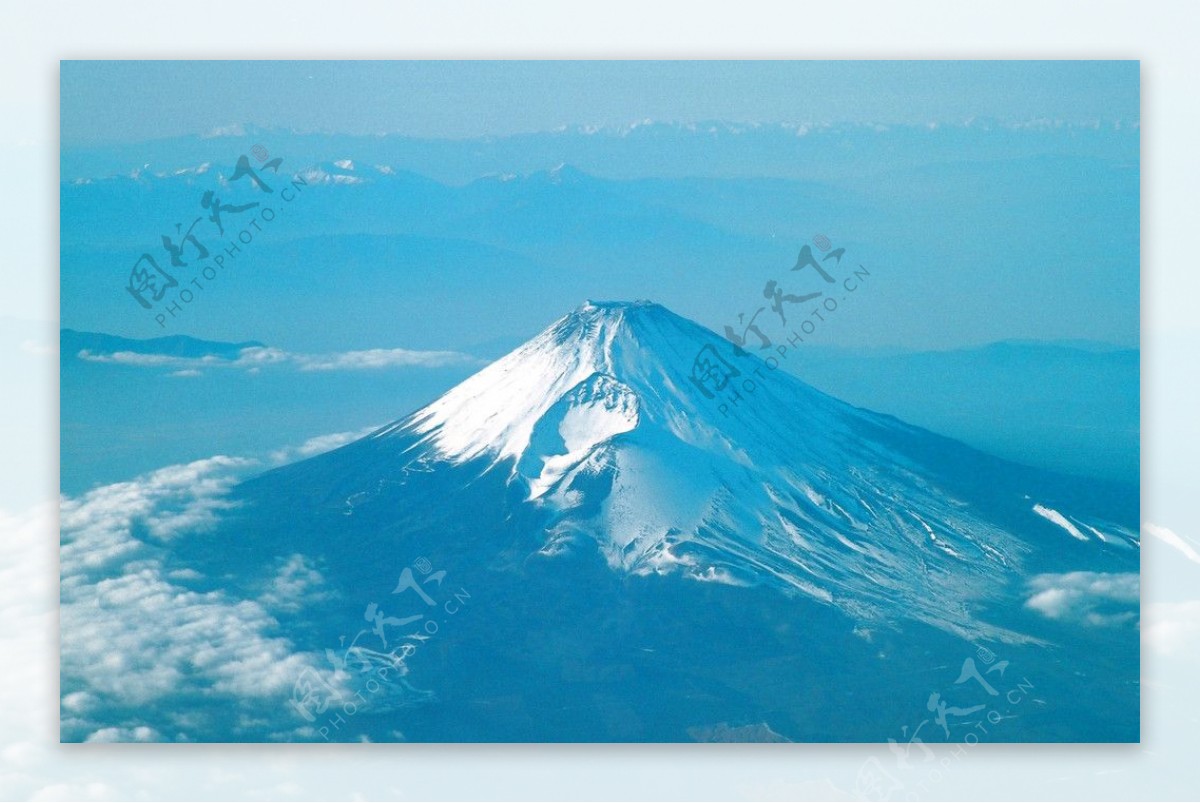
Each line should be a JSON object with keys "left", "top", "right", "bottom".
{"left": 351, "top": 300, "right": 1136, "bottom": 642}
{"left": 208, "top": 300, "right": 1139, "bottom": 741}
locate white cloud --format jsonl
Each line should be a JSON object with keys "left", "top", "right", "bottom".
{"left": 1144, "top": 522, "right": 1200, "bottom": 565}
{"left": 43, "top": 413, "right": 478, "bottom": 748}
{"left": 83, "top": 726, "right": 161, "bottom": 743}
{"left": 1143, "top": 600, "right": 1200, "bottom": 657}
{"left": 0, "top": 503, "right": 60, "bottom": 797}
{"left": 75, "top": 344, "right": 480, "bottom": 374}
{"left": 62, "top": 566, "right": 312, "bottom": 708}
{"left": 232, "top": 346, "right": 291, "bottom": 366}
{"left": 1025, "top": 571, "right": 1139, "bottom": 626}
{"left": 55, "top": 453, "right": 359, "bottom": 745}
{"left": 28, "top": 782, "right": 119, "bottom": 801}
{"left": 294, "top": 347, "right": 479, "bottom": 371}
{"left": 76, "top": 349, "right": 180, "bottom": 366}
{"left": 259, "top": 554, "right": 333, "bottom": 613}
{"left": 267, "top": 424, "right": 381, "bottom": 464}
{"left": 60, "top": 456, "right": 255, "bottom": 557}
{"left": 20, "top": 338, "right": 54, "bottom": 356}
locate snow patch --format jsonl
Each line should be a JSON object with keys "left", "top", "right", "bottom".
{"left": 1032, "top": 504, "right": 1089, "bottom": 541}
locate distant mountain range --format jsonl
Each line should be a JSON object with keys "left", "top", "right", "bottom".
{"left": 62, "top": 120, "right": 1139, "bottom": 185}
{"left": 59, "top": 129, "right": 1139, "bottom": 365}
{"left": 780, "top": 341, "right": 1139, "bottom": 484}
{"left": 61, "top": 328, "right": 265, "bottom": 361}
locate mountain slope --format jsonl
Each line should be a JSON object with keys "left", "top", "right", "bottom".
{"left": 349, "top": 301, "right": 1136, "bottom": 641}
{"left": 181, "top": 300, "right": 1138, "bottom": 742}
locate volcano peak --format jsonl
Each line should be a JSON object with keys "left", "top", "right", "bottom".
{"left": 579, "top": 298, "right": 660, "bottom": 312}
{"left": 359, "top": 301, "right": 1136, "bottom": 643}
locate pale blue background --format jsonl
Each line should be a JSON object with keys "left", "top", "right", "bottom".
{"left": 1, "top": 1, "right": 1197, "bottom": 800}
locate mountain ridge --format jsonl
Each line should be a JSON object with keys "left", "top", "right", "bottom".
{"left": 249, "top": 300, "right": 1137, "bottom": 644}
{"left": 148, "top": 299, "right": 1142, "bottom": 741}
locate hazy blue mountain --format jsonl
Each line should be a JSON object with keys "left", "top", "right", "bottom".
{"left": 60, "top": 148, "right": 1137, "bottom": 357}
{"left": 61, "top": 328, "right": 265, "bottom": 361}
{"left": 783, "top": 341, "right": 1139, "bottom": 484}
{"left": 61, "top": 120, "right": 1138, "bottom": 185}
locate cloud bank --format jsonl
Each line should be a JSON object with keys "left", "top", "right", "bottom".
{"left": 52, "top": 425, "right": 413, "bottom": 746}
{"left": 1024, "top": 571, "right": 1139, "bottom": 627}
{"left": 58, "top": 455, "right": 340, "bottom": 742}
{"left": 1143, "top": 523, "right": 1200, "bottom": 565}
{"left": 75, "top": 344, "right": 483, "bottom": 374}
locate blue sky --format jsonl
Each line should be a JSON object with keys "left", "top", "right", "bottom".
{"left": 58, "top": 60, "right": 1140, "bottom": 355}
{"left": 61, "top": 60, "right": 1139, "bottom": 144}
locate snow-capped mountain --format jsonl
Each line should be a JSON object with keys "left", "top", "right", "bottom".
{"left": 355, "top": 300, "right": 1135, "bottom": 641}
{"left": 185, "top": 300, "right": 1138, "bottom": 742}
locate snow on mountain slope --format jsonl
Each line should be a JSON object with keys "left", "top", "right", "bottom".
{"left": 362, "top": 301, "right": 1135, "bottom": 641}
